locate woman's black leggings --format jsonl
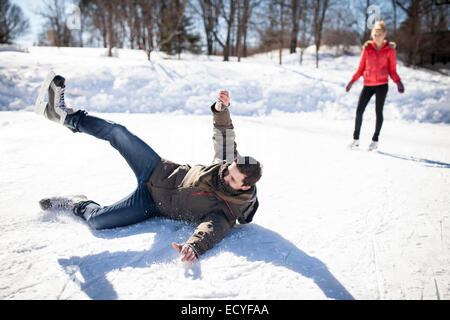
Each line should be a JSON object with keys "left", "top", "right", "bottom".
{"left": 353, "top": 84, "right": 388, "bottom": 142}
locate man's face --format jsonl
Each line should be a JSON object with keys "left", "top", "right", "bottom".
{"left": 223, "top": 162, "right": 251, "bottom": 191}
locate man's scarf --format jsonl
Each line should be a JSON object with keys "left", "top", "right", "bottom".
{"left": 193, "top": 162, "right": 256, "bottom": 205}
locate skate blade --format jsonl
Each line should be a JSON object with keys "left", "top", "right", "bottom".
{"left": 34, "top": 71, "right": 56, "bottom": 115}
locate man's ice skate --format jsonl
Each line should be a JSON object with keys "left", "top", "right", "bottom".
{"left": 39, "top": 195, "right": 88, "bottom": 213}
{"left": 368, "top": 141, "right": 378, "bottom": 151}
{"left": 35, "top": 71, "right": 77, "bottom": 124}
{"left": 349, "top": 139, "right": 360, "bottom": 149}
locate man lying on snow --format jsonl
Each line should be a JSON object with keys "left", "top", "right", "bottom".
{"left": 37, "top": 73, "right": 262, "bottom": 263}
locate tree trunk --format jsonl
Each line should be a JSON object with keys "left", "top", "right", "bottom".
{"left": 147, "top": 27, "right": 152, "bottom": 61}
{"left": 313, "top": 0, "right": 328, "bottom": 68}
{"left": 279, "top": 0, "right": 286, "bottom": 65}
{"left": 392, "top": 0, "right": 397, "bottom": 37}
{"left": 200, "top": 0, "right": 216, "bottom": 56}
{"left": 224, "top": 0, "right": 236, "bottom": 61}
{"left": 363, "top": 0, "right": 370, "bottom": 42}
{"left": 236, "top": 0, "right": 244, "bottom": 61}
{"left": 104, "top": 1, "right": 115, "bottom": 57}
{"left": 243, "top": 26, "right": 248, "bottom": 57}
{"left": 242, "top": 0, "right": 252, "bottom": 58}
{"left": 108, "top": 12, "right": 113, "bottom": 57}
{"left": 289, "top": 0, "right": 299, "bottom": 54}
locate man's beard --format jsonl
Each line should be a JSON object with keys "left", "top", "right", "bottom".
{"left": 217, "top": 165, "right": 241, "bottom": 195}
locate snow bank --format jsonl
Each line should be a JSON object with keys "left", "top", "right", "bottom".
{"left": 0, "top": 46, "right": 448, "bottom": 123}
{"left": 0, "top": 44, "right": 29, "bottom": 53}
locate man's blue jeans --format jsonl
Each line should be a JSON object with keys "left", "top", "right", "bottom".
{"left": 65, "top": 111, "right": 162, "bottom": 229}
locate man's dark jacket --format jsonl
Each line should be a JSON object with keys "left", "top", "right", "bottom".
{"left": 146, "top": 104, "right": 259, "bottom": 256}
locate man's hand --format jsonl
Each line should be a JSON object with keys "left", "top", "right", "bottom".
{"left": 214, "top": 90, "right": 230, "bottom": 112}
{"left": 172, "top": 242, "right": 197, "bottom": 263}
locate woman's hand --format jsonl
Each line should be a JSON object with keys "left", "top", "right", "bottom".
{"left": 396, "top": 81, "right": 405, "bottom": 93}
{"left": 345, "top": 81, "right": 353, "bottom": 92}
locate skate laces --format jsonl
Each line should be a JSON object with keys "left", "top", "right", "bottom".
{"left": 59, "top": 86, "right": 67, "bottom": 110}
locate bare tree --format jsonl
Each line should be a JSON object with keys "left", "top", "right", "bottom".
{"left": 133, "top": 0, "right": 145, "bottom": 50}
{"left": 0, "top": 0, "right": 30, "bottom": 44}
{"left": 37, "top": 0, "right": 76, "bottom": 47}
{"left": 236, "top": 0, "right": 245, "bottom": 60}
{"left": 212, "top": 0, "right": 236, "bottom": 61}
{"left": 104, "top": 0, "right": 116, "bottom": 56}
{"left": 257, "top": 0, "right": 290, "bottom": 64}
{"left": 322, "top": 0, "right": 359, "bottom": 56}
{"left": 196, "top": 0, "right": 220, "bottom": 55}
{"left": 298, "top": 0, "right": 311, "bottom": 64}
{"left": 139, "top": 0, "right": 154, "bottom": 60}
{"left": 82, "top": 0, "right": 133, "bottom": 53}
{"left": 160, "top": 0, "right": 201, "bottom": 58}
{"left": 234, "top": 0, "right": 260, "bottom": 61}
{"left": 391, "top": 0, "right": 397, "bottom": 37}
{"left": 155, "top": 0, "right": 187, "bottom": 51}
{"left": 241, "top": 0, "right": 253, "bottom": 57}
{"left": 277, "top": 0, "right": 288, "bottom": 64}
{"left": 396, "top": 0, "right": 426, "bottom": 67}
{"left": 82, "top": 0, "right": 109, "bottom": 48}
{"left": 312, "top": 0, "right": 329, "bottom": 68}
{"left": 76, "top": 0, "right": 90, "bottom": 47}
{"left": 238, "top": 0, "right": 261, "bottom": 59}
{"left": 362, "top": 0, "right": 370, "bottom": 42}
{"left": 115, "top": 0, "right": 135, "bottom": 49}
{"left": 396, "top": 0, "right": 447, "bottom": 68}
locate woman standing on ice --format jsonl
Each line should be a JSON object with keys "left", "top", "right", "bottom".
{"left": 345, "top": 20, "right": 405, "bottom": 151}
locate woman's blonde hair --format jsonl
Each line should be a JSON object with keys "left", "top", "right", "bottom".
{"left": 372, "top": 20, "right": 387, "bottom": 35}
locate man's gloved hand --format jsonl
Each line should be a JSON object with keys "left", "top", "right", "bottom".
{"left": 172, "top": 242, "right": 198, "bottom": 263}
{"left": 396, "top": 80, "right": 405, "bottom": 93}
{"left": 345, "top": 81, "right": 353, "bottom": 92}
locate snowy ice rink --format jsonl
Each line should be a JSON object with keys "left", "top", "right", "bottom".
{"left": 0, "top": 46, "right": 449, "bottom": 299}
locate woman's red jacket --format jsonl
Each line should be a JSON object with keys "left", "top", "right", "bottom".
{"left": 350, "top": 40, "right": 401, "bottom": 86}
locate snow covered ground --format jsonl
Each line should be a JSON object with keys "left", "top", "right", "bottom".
{"left": 0, "top": 46, "right": 449, "bottom": 300}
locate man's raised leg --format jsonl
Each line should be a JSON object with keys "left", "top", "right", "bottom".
{"left": 37, "top": 74, "right": 162, "bottom": 229}
{"left": 65, "top": 111, "right": 160, "bottom": 182}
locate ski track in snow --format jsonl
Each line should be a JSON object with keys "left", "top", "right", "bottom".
{"left": 0, "top": 46, "right": 449, "bottom": 300}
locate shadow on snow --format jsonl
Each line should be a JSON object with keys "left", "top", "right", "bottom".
{"left": 376, "top": 151, "right": 450, "bottom": 168}
{"left": 57, "top": 218, "right": 354, "bottom": 300}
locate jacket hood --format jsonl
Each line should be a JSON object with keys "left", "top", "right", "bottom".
{"left": 363, "top": 40, "right": 396, "bottom": 50}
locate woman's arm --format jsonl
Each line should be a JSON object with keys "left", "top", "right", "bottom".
{"left": 388, "top": 49, "right": 401, "bottom": 83}
{"left": 350, "top": 49, "right": 367, "bottom": 84}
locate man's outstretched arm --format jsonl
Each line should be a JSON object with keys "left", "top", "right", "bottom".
{"left": 172, "top": 211, "right": 235, "bottom": 263}
{"left": 211, "top": 90, "right": 240, "bottom": 163}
